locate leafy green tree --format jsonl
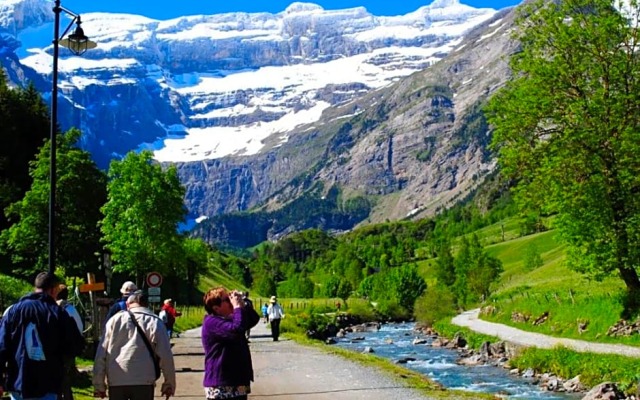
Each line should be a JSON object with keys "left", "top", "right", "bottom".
{"left": 388, "top": 264, "right": 426, "bottom": 312}
{"left": 182, "top": 238, "right": 210, "bottom": 304}
{"left": 1, "top": 130, "right": 106, "bottom": 277}
{"left": 486, "top": 0, "right": 640, "bottom": 307}
{"left": 323, "top": 275, "right": 341, "bottom": 298}
{"left": 0, "top": 75, "right": 50, "bottom": 271}
{"left": 336, "top": 278, "right": 353, "bottom": 306}
{"left": 254, "top": 274, "right": 277, "bottom": 298}
{"left": 101, "top": 151, "right": 186, "bottom": 281}
{"left": 434, "top": 241, "right": 456, "bottom": 287}
{"left": 524, "top": 243, "right": 544, "bottom": 271}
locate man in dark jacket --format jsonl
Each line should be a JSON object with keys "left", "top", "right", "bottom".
{"left": 0, "top": 272, "right": 85, "bottom": 399}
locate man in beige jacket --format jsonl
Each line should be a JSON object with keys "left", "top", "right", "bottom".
{"left": 93, "top": 292, "right": 176, "bottom": 400}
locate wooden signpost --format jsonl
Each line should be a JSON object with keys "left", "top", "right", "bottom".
{"left": 80, "top": 273, "right": 105, "bottom": 342}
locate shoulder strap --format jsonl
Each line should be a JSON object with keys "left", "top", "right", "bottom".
{"left": 127, "top": 311, "right": 159, "bottom": 362}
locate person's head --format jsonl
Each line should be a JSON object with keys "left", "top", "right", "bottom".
{"left": 57, "top": 284, "right": 69, "bottom": 301}
{"left": 203, "top": 287, "right": 233, "bottom": 317}
{"left": 120, "top": 281, "right": 138, "bottom": 296}
{"left": 126, "top": 291, "right": 148, "bottom": 308}
{"left": 164, "top": 298, "right": 173, "bottom": 306}
{"left": 34, "top": 272, "right": 61, "bottom": 297}
{"left": 270, "top": 295, "right": 277, "bottom": 304}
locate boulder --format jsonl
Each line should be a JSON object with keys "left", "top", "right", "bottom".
{"left": 580, "top": 382, "right": 625, "bottom": 400}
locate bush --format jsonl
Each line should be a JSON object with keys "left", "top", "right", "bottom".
{"left": 375, "top": 299, "right": 412, "bottom": 321}
{"left": 414, "top": 285, "right": 457, "bottom": 327}
{"left": 347, "top": 300, "right": 378, "bottom": 321}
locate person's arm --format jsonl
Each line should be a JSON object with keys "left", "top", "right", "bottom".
{"left": 92, "top": 320, "right": 112, "bottom": 396}
{"left": 0, "top": 315, "right": 11, "bottom": 397}
{"left": 154, "top": 319, "right": 176, "bottom": 398}
{"left": 62, "top": 309, "right": 85, "bottom": 357}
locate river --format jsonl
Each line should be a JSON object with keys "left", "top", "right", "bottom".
{"left": 334, "top": 322, "right": 580, "bottom": 399}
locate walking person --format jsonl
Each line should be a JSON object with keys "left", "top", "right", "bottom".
{"left": 0, "top": 272, "right": 85, "bottom": 400}
{"left": 104, "top": 281, "right": 138, "bottom": 322}
{"left": 57, "top": 284, "right": 84, "bottom": 400}
{"left": 202, "top": 287, "right": 260, "bottom": 400}
{"left": 159, "top": 299, "right": 182, "bottom": 338}
{"left": 260, "top": 303, "right": 268, "bottom": 323}
{"left": 93, "top": 292, "right": 176, "bottom": 400}
{"left": 267, "top": 296, "right": 285, "bottom": 341}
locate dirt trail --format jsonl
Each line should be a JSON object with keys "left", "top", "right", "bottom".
{"left": 158, "top": 320, "right": 433, "bottom": 400}
{"left": 452, "top": 308, "right": 640, "bottom": 357}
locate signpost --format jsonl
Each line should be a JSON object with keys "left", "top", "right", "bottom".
{"left": 146, "top": 272, "right": 163, "bottom": 304}
{"left": 79, "top": 273, "right": 105, "bottom": 343}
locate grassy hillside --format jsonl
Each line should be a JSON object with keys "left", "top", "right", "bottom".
{"left": 466, "top": 219, "right": 636, "bottom": 345}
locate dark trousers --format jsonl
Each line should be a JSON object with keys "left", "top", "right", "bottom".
{"left": 59, "top": 358, "right": 74, "bottom": 400}
{"left": 109, "top": 385, "right": 154, "bottom": 400}
{"left": 270, "top": 318, "right": 281, "bottom": 340}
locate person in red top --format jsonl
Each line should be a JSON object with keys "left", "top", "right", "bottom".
{"left": 160, "top": 299, "right": 182, "bottom": 338}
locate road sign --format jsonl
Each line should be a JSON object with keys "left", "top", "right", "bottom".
{"left": 146, "top": 272, "right": 163, "bottom": 287}
{"left": 148, "top": 287, "right": 161, "bottom": 296}
{"left": 149, "top": 296, "right": 161, "bottom": 303}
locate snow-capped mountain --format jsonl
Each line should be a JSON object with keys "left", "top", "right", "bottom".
{"left": 1, "top": 0, "right": 518, "bottom": 244}
{"left": 5, "top": 0, "right": 496, "bottom": 167}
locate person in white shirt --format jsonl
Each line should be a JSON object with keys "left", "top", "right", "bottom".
{"left": 56, "top": 285, "right": 82, "bottom": 333}
{"left": 266, "top": 296, "right": 285, "bottom": 341}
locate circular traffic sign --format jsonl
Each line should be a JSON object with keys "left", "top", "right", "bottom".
{"left": 146, "top": 271, "right": 163, "bottom": 287}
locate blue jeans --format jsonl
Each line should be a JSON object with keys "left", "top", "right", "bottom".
{"left": 10, "top": 393, "right": 57, "bottom": 400}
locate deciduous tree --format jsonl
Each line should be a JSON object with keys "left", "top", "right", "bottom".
{"left": 486, "top": 0, "right": 640, "bottom": 308}
{"left": 101, "top": 151, "right": 186, "bottom": 280}
{"left": 1, "top": 129, "right": 106, "bottom": 277}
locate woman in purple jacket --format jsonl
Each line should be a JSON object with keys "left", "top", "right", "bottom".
{"left": 202, "top": 287, "right": 260, "bottom": 400}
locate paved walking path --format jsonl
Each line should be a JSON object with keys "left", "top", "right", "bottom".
{"left": 452, "top": 308, "right": 640, "bottom": 358}
{"left": 158, "top": 319, "right": 433, "bottom": 400}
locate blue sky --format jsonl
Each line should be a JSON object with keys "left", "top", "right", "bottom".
{"left": 60, "top": 0, "right": 521, "bottom": 19}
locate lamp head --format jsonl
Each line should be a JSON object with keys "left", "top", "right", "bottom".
{"left": 59, "top": 17, "right": 97, "bottom": 55}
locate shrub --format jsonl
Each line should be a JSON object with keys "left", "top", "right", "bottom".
{"left": 414, "top": 285, "right": 457, "bottom": 327}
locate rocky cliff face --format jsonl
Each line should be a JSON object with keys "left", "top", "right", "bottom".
{"left": 0, "top": 0, "right": 518, "bottom": 243}
{"left": 187, "top": 6, "right": 519, "bottom": 239}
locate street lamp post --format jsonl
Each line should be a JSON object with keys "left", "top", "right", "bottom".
{"left": 49, "top": 0, "right": 96, "bottom": 273}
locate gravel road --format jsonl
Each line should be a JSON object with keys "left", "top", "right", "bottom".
{"left": 452, "top": 308, "right": 640, "bottom": 358}
{"left": 160, "top": 320, "right": 437, "bottom": 400}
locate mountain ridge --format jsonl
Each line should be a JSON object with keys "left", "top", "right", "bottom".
{"left": 0, "top": 0, "right": 519, "bottom": 247}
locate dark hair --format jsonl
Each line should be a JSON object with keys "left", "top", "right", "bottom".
{"left": 57, "top": 285, "right": 69, "bottom": 301}
{"left": 34, "top": 272, "right": 60, "bottom": 290}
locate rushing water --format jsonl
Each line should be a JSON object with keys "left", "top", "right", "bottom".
{"left": 334, "top": 322, "right": 580, "bottom": 399}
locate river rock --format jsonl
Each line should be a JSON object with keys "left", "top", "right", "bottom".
{"left": 351, "top": 322, "right": 381, "bottom": 332}
{"left": 412, "top": 338, "right": 428, "bottom": 345}
{"left": 362, "top": 346, "right": 374, "bottom": 353}
{"left": 522, "top": 368, "right": 535, "bottom": 378}
{"left": 580, "top": 382, "right": 625, "bottom": 400}
{"left": 395, "top": 357, "right": 416, "bottom": 364}
{"left": 563, "top": 375, "right": 585, "bottom": 393}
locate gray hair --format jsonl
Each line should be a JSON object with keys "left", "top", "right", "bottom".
{"left": 126, "top": 291, "right": 148, "bottom": 307}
